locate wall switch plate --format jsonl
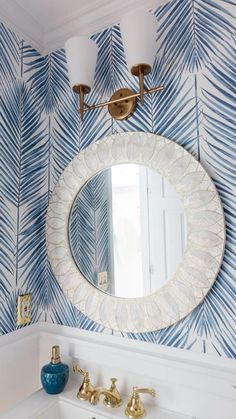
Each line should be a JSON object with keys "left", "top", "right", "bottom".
{"left": 97, "top": 271, "right": 108, "bottom": 291}
{"left": 17, "top": 294, "right": 31, "bottom": 326}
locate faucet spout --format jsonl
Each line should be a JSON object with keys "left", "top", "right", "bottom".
{"left": 90, "top": 378, "right": 122, "bottom": 408}
{"left": 90, "top": 387, "right": 112, "bottom": 405}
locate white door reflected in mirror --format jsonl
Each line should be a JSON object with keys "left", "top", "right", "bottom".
{"left": 69, "top": 164, "right": 186, "bottom": 299}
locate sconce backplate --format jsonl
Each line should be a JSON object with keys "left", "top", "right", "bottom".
{"left": 108, "top": 88, "right": 137, "bottom": 120}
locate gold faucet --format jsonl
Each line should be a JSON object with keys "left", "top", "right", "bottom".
{"left": 125, "top": 386, "right": 156, "bottom": 418}
{"left": 73, "top": 365, "right": 95, "bottom": 401}
{"left": 90, "top": 378, "right": 122, "bottom": 408}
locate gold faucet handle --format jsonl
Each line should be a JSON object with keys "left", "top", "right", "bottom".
{"left": 73, "top": 364, "right": 88, "bottom": 377}
{"left": 133, "top": 386, "right": 156, "bottom": 397}
{"left": 125, "top": 386, "right": 156, "bottom": 418}
{"left": 73, "top": 364, "right": 94, "bottom": 401}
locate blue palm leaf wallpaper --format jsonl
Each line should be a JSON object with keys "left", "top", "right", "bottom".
{"left": 0, "top": 0, "right": 235, "bottom": 358}
{"left": 69, "top": 170, "right": 112, "bottom": 289}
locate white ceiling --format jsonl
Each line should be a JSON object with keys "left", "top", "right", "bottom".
{"left": 0, "top": 0, "right": 168, "bottom": 55}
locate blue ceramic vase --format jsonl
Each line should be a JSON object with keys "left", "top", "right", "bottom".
{"left": 41, "top": 345, "right": 69, "bottom": 395}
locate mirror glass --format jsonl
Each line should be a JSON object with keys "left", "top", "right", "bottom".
{"left": 69, "top": 164, "right": 186, "bottom": 298}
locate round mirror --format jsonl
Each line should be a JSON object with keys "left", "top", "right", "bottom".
{"left": 46, "top": 132, "right": 225, "bottom": 333}
{"left": 69, "top": 164, "right": 186, "bottom": 298}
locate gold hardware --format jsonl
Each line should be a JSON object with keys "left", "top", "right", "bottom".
{"left": 84, "top": 85, "right": 164, "bottom": 118}
{"left": 73, "top": 364, "right": 95, "bottom": 401}
{"left": 108, "top": 88, "right": 137, "bottom": 120}
{"left": 51, "top": 345, "right": 61, "bottom": 365}
{"left": 17, "top": 293, "right": 31, "bottom": 326}
{"left": 90, "top": 377, "right": 122, "bottom": 408}
{"left": 73, "top": 65, "right": 164, "bottom": 121}
{"left": 72, "top": 84, "right": 90, "bottom": 121}
{"left": 125, "top": 386, "right": 156, "bottom": 418}
{"left": 131, "top": 64, "right": 151, "bottom": 76}
{"left": 104, "top": 378, "right": 122, "bottom": 408}
{"left": 131, "top": 64, "right": 151, "bottom": 105}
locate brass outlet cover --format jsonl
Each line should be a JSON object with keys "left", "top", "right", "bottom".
{"left": 108, "top": 88, "right": 137, "bottom": 120}
{"left": 17, "top": 294, "right": 31, "bottom": 326}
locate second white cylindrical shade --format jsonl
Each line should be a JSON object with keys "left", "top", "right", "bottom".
{"left": 120, "top": 10, "right": 157, "bottom": 73}
{"left": 65, "top": 37, "right": 98, "bottom": 91}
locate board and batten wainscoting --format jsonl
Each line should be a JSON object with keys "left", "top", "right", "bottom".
{"left": 0, "top": 323, "right": 235, "bottom": 418}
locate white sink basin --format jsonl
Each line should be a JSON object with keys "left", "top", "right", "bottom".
{"left": 2, "top": 388, "right": 194, "bottom": 419}
{"left": 1, "top": 390, "right": 112, "bottom": 419}
{"left": 2, "top": 392, "right": 112, "bottom": 419}
{"left": 34, "top": 399, "right": 109, "bottom": 419}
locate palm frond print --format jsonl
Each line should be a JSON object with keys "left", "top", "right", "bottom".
{"left": 0, "top": 0, "right": 235, "bottom": 357}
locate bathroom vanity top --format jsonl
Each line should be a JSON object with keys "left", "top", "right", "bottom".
{"left": 2, "top": 385, "right": 195, "bottom": 419}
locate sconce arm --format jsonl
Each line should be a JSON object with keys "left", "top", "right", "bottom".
{"left": 84, "top": 85, "right": 164, "bottom": 112}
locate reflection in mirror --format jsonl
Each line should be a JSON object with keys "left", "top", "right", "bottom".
{"left": 69, "top": 164, "right": 186, "bottom": 298}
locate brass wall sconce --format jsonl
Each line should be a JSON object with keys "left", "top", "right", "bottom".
{"left": 65, "top": 10, "right": 164, "bottom": 121}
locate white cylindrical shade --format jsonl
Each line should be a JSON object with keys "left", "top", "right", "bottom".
{"left": 120, "top": 10, "right": 157, "bottom": 72}
{"left": 65, "top": 37, "right": 98, "bottom": 90}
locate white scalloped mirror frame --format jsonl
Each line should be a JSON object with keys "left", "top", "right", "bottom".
{"left": 46, "top": 132, "right": 225, "bottom": 333}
